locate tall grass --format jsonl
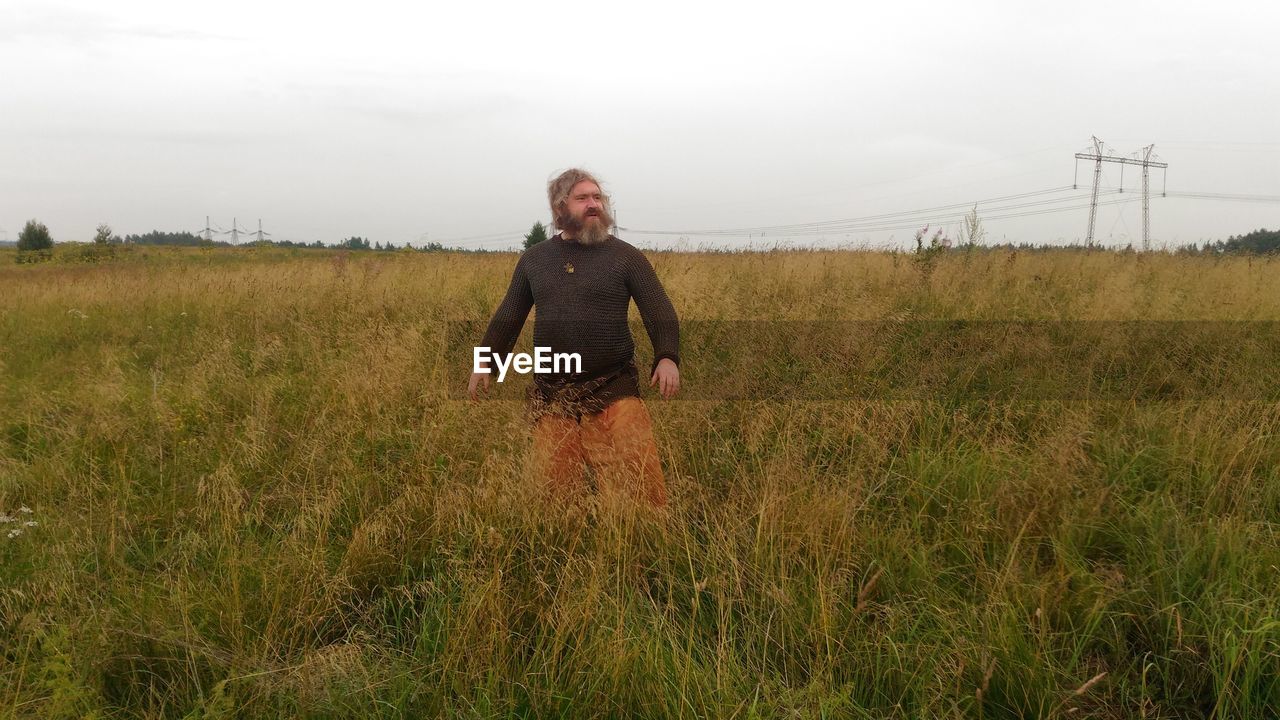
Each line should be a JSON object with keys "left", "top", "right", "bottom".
{"left": 2, "top": 246, "right": 1278, "bottom": 718}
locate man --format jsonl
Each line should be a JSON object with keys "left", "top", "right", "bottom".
{"left": 468, "top": 168, "right": 680, "bottom": 508}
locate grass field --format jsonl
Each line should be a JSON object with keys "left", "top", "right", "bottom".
{"left": 2, "top": 245, "right": 1279, "bottom": 718}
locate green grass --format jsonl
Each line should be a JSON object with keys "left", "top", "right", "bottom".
{"left": 1, "top": 246, "right": 1279, "bottom": 718}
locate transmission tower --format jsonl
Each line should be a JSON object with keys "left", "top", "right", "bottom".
{"left": 1075, "top": 137, "right": 1105, "bottom": 246}
{"left": 222, "top": 217, "right": 249, "bottom": 245}
{"left": 198, "top": 216, "right": 215, "bottom": 242}
{"left": 1139, "top": 144, "right": 1159, "bottom": 251}
{"left": 1074, "top": 136, "right": 1168, "bottom": 249}
{"left": 250, "top": 219, "right": 271, "bottom": 244}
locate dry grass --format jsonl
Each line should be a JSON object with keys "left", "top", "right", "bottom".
{"left": 2, "top": 245, "right": 1279, "bottom": 718}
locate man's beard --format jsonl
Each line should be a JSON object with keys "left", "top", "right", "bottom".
{"left": 560, "top": 206, "right": 614, "bottom": 246}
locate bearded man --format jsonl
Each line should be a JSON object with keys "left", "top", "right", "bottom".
{"left": 468, "top": 168, "right": 681, "bottom": 508}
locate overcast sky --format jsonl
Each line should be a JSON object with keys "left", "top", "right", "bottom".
{"left": 2, "top": 0, "right": 1277, "bottom": 250}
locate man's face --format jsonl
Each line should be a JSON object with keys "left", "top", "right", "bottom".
{"left": 561, "top": 180, "right": 613, "bottom": 245}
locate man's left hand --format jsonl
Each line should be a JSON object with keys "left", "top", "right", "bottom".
{"left": 649, "top": 358, "right": 680, "bottom": 400}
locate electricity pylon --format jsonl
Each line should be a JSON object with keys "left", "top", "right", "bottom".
{"left": 222, "top": 217, "right": 249, "bottom": 245}
{"left": 198, "top": 216, "right": 215, "bottom": 242}
{"left": 1074, "top": 136, "right": 1168, "bottom": 249}
{"left": 250, "top": 219, "right": 271, "bottom": 244}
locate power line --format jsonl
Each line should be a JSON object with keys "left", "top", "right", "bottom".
{"left": 619, "top": 187, "right": 1279, "bottom": 246}
{"left": 791, "top": 197, "right": 1148, "bottom": 236}
{"left": 620, "top": 187, "right": 1127, "bottom": 237}
{"left": 622, "top": 195, "right": 1146, "bottom": 239}
{"left": 348, "top": 187, "right": 1280, "bottom": 251}
{"left": 1108, "top": 139, "right": 1280, "bottom": 148}
{"left": 329, "top": 183, "right": 1280, "bottom": 254}
{"left": 1165, "top": 191, "right": 1280, "bottom": 203}
{"left": 678, "top": 186, "right": 1081, "bottom": 234}
{"left": 460, "top": 237, "right": 525, "bottom": 248}
{"left": 618, "top": 186, "right": 1088, "bottom": 237}
{"left": 434, "top": 229, "right": 524, "bottom": 246}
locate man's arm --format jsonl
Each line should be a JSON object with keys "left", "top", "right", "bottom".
{"left": 625, "top": 248, "right": 680, "bottom": 377}
{"left": 470, "top": 257, "right": 534, "bottom": 399}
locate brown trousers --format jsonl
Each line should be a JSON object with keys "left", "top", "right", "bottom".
{"left": 529, "top": 396, "right": 668, "bottom": 508}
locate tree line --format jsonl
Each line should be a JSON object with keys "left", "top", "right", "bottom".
{"left": 13, "top": 218, "right": 1280, "bottom": 257}
{"left": 8, "top": 219, "right": 460, "bottom": 256}
{"left": 1201, "top": 228, "right": 1280, "bottom": 255}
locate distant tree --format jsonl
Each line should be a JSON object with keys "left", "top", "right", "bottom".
{"left": 1219, "top": 228, "right": 1280, "bottom": 254}
{"left": 124, "top": 230, "right": 212, "bottom": 246}
{"left": 523, "top": 221, "right": 548, "bottom": 250}
{"left": 341, "top": 236, "right": 371, "bottom": 250}
{"left": 17, "top": 219, "right": 53, "bottom": 251}
{"left": 93, "top": 223, "right": 113, "bottom": 245}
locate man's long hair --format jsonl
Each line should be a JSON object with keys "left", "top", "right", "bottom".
{"left": 548, "top": 168, "right": 615, "bottom": 238}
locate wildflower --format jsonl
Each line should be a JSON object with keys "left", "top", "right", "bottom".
{"left": 23, "top": 521, "right": 38, "bottom": 527}
{"left": 0, "top": 515, "right": 13, "bottom": 524}
{"left": 7, "top": 529, "right": 21, "bottom": 539}
{"left": 18, "top": 506, "right": 32, "bottom": 514}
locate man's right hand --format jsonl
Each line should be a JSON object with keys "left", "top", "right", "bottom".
{"left": 468, "top": 371, "right": 491, "bottom": 401}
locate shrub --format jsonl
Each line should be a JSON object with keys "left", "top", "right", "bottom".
{"left": 17, "top": 219, "right": 53, "bottom": 251}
